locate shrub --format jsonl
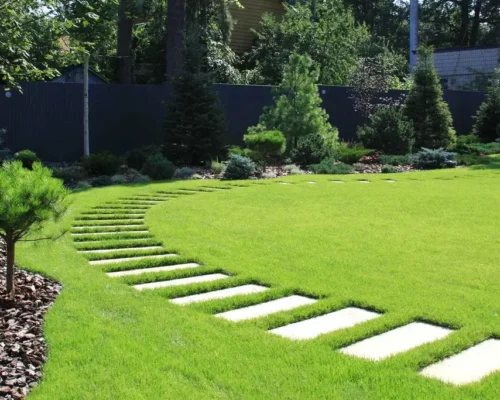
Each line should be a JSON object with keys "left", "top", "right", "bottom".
{"left": 382, "top": 165, "right": 399, "bottom": 173}
{"left": 111, "top": 175, "right": 128, "bottom": 184}
{"left": 125, "top": 146, "right": 161, "bottom": 170}
{"left": 141, "top": 154, "right": 176, "bottom": 181}
{"left": 413, "top": 148, "right": 457, "bottom": 170}
{"left": 14, "top": 149, "right": 40, "bottom": 170}
{"left": 450, "top": 135, "right": 481, "bottom": 154}
{"left": 379, "top": 155, "right": 413, "bottom": 166}
{"left": 283, "top": 164, "right": 305, "bottom": 175}
{"left": 334, "top": 144, "right": 374, "bottom": 165}
{"left": 83, "top": 152, "right": 122, "bottom": 176}
{"left": 290, "top": 129, "right": 338, "bottom": 167}
{"left": 175, "top": 167, "right": 195, "bottom": 179}
{"left": 309, "top": 159, "right": 354, "bottom": 174}
{"left": 74, "top": 181, "right": 92, "bottom": 191}
{"left": 124, "top": 169, "right": 151, "bottom": 184}
{"left": 358, "top": 106, "right": 415, "bottom": 155}
{"left": 164, "top": 31, "right": 225, "bottom": 165}
{"left": 0, "top": 162, "right": 68, "bottom": 294}
{"left": 243, "top": 130, "right": 286, "bottom": 168}
{"left": 468, "top": 142, "right": 500, "bottom": 155}
{"left": 404, "top": 47, "right": 456, "bottom": 149}
{"left": 472, "top": 70, "right": 500, "bottom": 142}
{"left": 52, "top": 165, "right": 87, "bottom": 184}
{"left": 456, "top": 154, "right": 491, "bottom": 167}
{"left": 211, "top": 160, "right": 225, "bottom": 175}
{"left": 0, "top": 129, "right": 11, "bottom": 163}
{"left": 222, "top": 155, "right": 256, "bottom": 180}
{"left": 92, "top": 175, "right": 113, "bottom": 187}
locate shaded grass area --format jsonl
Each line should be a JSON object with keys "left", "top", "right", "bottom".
{"left": 16, "top": 166, "right": 500, "bottom": 399}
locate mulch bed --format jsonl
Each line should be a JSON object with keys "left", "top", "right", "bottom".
{"left": 0, "top": 240, "right": 61, "bottom": 399}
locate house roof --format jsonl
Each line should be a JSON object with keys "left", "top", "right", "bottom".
{"left": 52, "top": 64, "right": 110, "bottom": 83}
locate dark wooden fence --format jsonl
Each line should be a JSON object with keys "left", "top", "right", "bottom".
{"left": 0, "top": 82, "right": 486, "bottom": 162}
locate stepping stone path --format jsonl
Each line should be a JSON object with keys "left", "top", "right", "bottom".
{"left": 340, "top": 322, "right": 453, "bottom": 361}
{"left": 269, "top": 307, "right": 381, "bottom": 341}
{"left": 70, "top": 185, "right": 500, "bottom": 387}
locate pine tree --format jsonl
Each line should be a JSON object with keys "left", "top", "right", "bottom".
{"left": 164, "top": 29, "right": 226, "bottom": 165}
{"left": 472, "top": 69, "right": 500, "bottom": 142}
{"left": 257, "top": 53, "right": 338, "bottom": 155}
{"left": 404, "top": 46, "right": 456, "bottom": 149}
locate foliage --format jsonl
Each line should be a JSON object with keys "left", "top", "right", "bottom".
{"left": 175, "top": 167, "right": 195, "bottom": 179}
{"left": 381, "top": 165, "right": 399, "bottom": 173}
{"left": 52, "top": 166, "right": 87, "bottom": 184}
{"left": 452, "top": 135, "right": 500, "bottom": 155}
{"left": 379, "top": 155, "right": 413, "bottom": 166}
{"left": 472, "top": 70, "right": 500, "bottom": 142}
{"left": 125, "top": 146, "right": 161, "bottom": 171}
{"left": 334, "top": 144, "right": 374, "bottom": 165}
{"left": 0, "top": 161, "right": 68, "bottom": 293}
{"left": 73, "top": 181, "right": 92, "bottom": 191}
{"left": 456, "top": 154, "right": 491, "bottom": 167}
{"left": 404, "top": 47, "right": 456, "bottom": 150}
{"left": 254, "top": 54, "right": 338, "bottom": 160}
{"left": 83, "top": 152, "right": 122, "bottom": 176}
{"left": 222, "top": 155, "right": 256, "bottom": 180}
{"left": 14, "top": 150, "right": 40, "bottom": 170}
{"left": 243, "top": 130, "right": 286, "bottom": 167}
{"left": 164, "top": 31, "right": 226, "bottom": 165}
{"left": 92, "top": 175, "right": 114, "bottom": 187}
{"left": 290, "top": 130, "right": 338, "bottom": 167}
{"left": 227, "top": 146, "right": 255, "bottom": 160}
{"left": 413, "top": 148, "right": 457, "bottom": 170}
{"left": 357, "top": 106, "right": 415, "bottom": 155}
{"left": 309, "top": 159, "right": 353, "bottom": 175}
{"left": 244, "top": 0, "right": 369, "bottom": 85}
{"left": 141, "top": 154, "right": 176, "bottom": 181}
{"left": 282, "top": 164, "right": 305, "bottom": 175}
{"left": 0, "top": 129, "right": 11, "bottom": 163}
{"left": 210, "top": 160, "right": 225, "bottom": 175}
{"left": 111, "top": 175, "right": 128, "bottom": 184}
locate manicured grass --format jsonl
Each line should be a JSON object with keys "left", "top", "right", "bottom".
{"left": 17, "top": 163, "right": 500, "bottom": 399}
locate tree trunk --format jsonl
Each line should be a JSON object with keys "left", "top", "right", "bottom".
{"left": 470, "top": 0, "right": 482, "bottom": 46}
{"left": 6, "top": 237, "right": 15, "bottom": 296}
{"left": 116, "top": 0, "right": 134, "bottom": 84}
{"left": 457, "top": 1, "right": 470, "bottom": 45}
{"left": 166, "top": 0, "right": 186, "bottom": 80}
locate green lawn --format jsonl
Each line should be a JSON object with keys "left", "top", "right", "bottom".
{"left": 20, "top": 160, "right": 500, "bottom": 399}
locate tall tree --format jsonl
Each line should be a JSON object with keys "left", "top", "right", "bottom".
{"left": 116, "top": 0, "right": 135, "bottom": 83}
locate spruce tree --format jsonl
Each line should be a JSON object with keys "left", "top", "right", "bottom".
{"left": 472, "top": 70, "right": 500, "bottom": 142}
{"left": 404, "top": 46, "right": 456, "bottom": 149}
{"left": 164, "top": 29, "right": 226, "bottom": 165}
{"left": 256, "top": 53, "right": 338, "bottom": 155}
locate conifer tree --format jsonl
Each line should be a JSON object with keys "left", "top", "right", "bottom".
{"left": 164, "top": 29, "right": 226, "bottom": 165}
{"left": 473, "top": 69, "right": 500, "bottom": 142}
{"left": 404, "top": 46, "right": 456, "bottom": 149}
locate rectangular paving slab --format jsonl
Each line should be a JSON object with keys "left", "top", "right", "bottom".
{"left": 71, "top": 230, "right": 149, "bottom": 236}
{"left": 420, "top": 339, "right": 500, "bottom": 385}
{"left": 340, "top": 322, "right": 453, "bottom": 361}
{"left": 89, "top": 254, "right": 177, "bottom": 265}
{"left": 72, "top": 225, "right": 145, "bottom": 230}
{"left": 106, "top": 263, "right": 201, "bottom": 277}
{"left": 268, "top": 307, "right": 381, "bottom": 340}
{"left": 215, "top": 295, "right": 317, "bottom": 322}
{"left": 78, "top": 246, "right": 163, "bottom": 254}
{"left": 171, "top": 284, "right": 269, "bottom": 305}
{"left": 133, "top": 273, "right": 229, "bottom": 290}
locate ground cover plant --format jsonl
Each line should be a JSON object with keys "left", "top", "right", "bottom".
{"left": 11, "top": 160, "right": 500, "bottom": 399}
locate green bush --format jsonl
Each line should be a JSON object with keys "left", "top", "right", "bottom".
{"left": 290, "top": 130, "right": 338, "bottom": 167}
{"left": 243, "top": 130, "right": 286, "bottom": 167}
{"left": 111, "top": 175, "right": 128, "bottom": 185}
{"left": 125, "top": 146, "right": 161, "bottom": 170}
{"left": 357, "top": 106, "right": 415, "bottom": 155}
{"left": 309, "top": 159, "right": 354, "bottom": 174}
{"left": 413, "top": 148, "right": 457, "bottom": 170}
{"left": 74, "top": 181, "right": 92, "bottom": 191}
{"left": 456, "top": 154, "right": 491, "bottom": 166}
{"left": 283, "top": 164, "right": 305, "bottom": 175}
{"left": 381, "top": 165, "right": 399, "bottom": 173}
{"left": 472, "top": 71, "right": 500, "bottom": 142}
{"left": 83, "top": 152, "right": 122, "bottom": 176}
{"left": 175, "top": 167, "right": 195, "bottom": 179}
{"left": 334, "top": 144, "right": 374, "bottom": 165}
{"left": 0, "top": 129, "right": 11, "bottom": 163}
{"left": 52, "top": 165, "right": 87, "bottom": 184}
{"left": 14, "top": 150, "right": 40, "bottom": 170}
{"left": 210, "top": 160, "right": 225, "bottom": 175}
{"left": 451, "top": 135, "right": 481, "bottom": 154}
{"left": 228, "top": 146, "right": 256, "bottom": 161}
{"left": 141, "top": 154, "right": 176, "bottom": 181}
{"left": 379, "top": 155, "right": 413, "bottom": 166}
{"left": 222, "top": 155, "right": 256, "bottom": 180}
{"left": 92, "top": 176, "right": 113, "bottom": 187}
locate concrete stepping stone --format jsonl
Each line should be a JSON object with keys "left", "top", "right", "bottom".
{"left": 71, "top": 230, "right": 149, "bottom": 236}
{"left": 78, "top": 246, "right": 163, "bottom": 254}
{"left": 72, "top": 225, "right": 145, "bottom": 230}
{"left": 385, "top": 180, "right": 396, "bottom": 183}
{"left": 307, "top": 182, "right": 317, "bottom": 184}
{"left": 89, "top": 253, "right": 177, "bottom": 266}
{"left": 106, "top": 263, "right": 200, "bottom": 278}
{"left": 278, "top": 182, "right": 291, "bottom": 185}
{"left": 171, "top": 284, "right": 269, "bottom": 305}
{"left": 340, "top": 322, "right": 452, "bottom": 361}
{"left": 269, "top": 307, "right": 381, "bottom": 341}
{"left": 420, "top": 339, "right": 500, "bottom": 385}
{"left": 358, "top": 180, "right": 370, "bottom": 184}
{"left": 215, "top": 295, "right": 317, "bottom": 322}
{"left": 73, "top": 219, "right": 144, "bottom": 225}
{"left": 331, "top": 180, "right": 345, "bottom": 183}
{"left": 133, "top": 273, "right": 229, "bottom": 290}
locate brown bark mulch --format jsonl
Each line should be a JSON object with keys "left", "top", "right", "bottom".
{"left": 0, "top": 240, "right": 61, "bottom": 399}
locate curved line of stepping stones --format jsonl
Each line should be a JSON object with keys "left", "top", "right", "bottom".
{"left": 69, "top": 182, "right": 500, "bottom": 386}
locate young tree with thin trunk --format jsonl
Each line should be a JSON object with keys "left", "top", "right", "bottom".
{"left": 0, "top": 162, "right": 68, "bottom": 296}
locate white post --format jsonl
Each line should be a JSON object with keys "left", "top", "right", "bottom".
{"left": 83, "top": 53, "right": 90, "bottom": 157}
{"left": 410, "top": 0, "right": 419, "bottom": 75}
